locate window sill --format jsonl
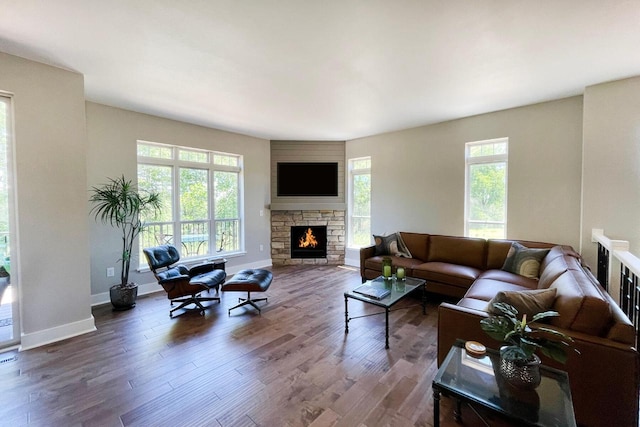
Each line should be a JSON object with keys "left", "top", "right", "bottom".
{"left": 136, "top": 250, "right": 247, "bottom": 273}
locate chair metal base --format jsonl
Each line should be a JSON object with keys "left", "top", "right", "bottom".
{"left": 228, "top": 291, "right": 267, "bottom": 315}
{"left": 170, "top": 294, "right": 220, "bottom": 318}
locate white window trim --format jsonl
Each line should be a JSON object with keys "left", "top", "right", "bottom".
{"left": 0, "top": 92, "right": 20, "bottom": 347}
{"left": 136, "top": 140, "right": 244, "bottom": 267}
{"left": 348, "top": 156, "right": 371, "bottom": 249}
{"left": 464, "top": 138, "right": 508, "bottom": 238}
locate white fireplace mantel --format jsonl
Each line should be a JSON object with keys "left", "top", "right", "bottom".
{"left": 269, "top": 202, "right": 346, "bottom": 211}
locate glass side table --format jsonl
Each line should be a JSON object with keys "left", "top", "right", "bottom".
{"left": 432, "top": 340, "right": 576, "bottom": 427}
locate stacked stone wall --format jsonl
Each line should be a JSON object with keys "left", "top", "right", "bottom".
{"left": 271, "top": 210, "right": 345, "bottom": 265}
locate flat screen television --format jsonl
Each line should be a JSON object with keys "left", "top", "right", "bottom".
{"left": 277, "top": 162, "right": 338, "bottom": 196}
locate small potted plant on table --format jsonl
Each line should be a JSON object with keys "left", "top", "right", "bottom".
{"left": 480, "top": 302, "right": 577, "bottom": 389}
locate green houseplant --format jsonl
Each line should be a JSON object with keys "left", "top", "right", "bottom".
{"left": 90, "top": 175, "right": 161, "bottom": 310}
{"left": 480, "top": 302, "right": 577, "bottom": 388}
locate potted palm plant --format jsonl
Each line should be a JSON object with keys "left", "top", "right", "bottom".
{"left": 480, "top": 302, "right": 577, "bottom": 389}
{"left": 90, "top": 175, "right": 161, "bottom": 310}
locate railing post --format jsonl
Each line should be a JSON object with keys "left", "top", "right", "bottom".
{"left": 592, "top": 229, "right": 629, "bottom": 304}
{"left": 592, "top": 229, "right": 640, "bottom": 349}
{"left": 597, "top": 242, "right": 610, "bottom": 291}
{"left": 619, "top": 264, "right": 640, "bottom": 349}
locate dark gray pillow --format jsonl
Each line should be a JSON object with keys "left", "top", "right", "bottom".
{"left": 373, "top": 232, "right": 412, "bottom": 257}
{"left": 502, "top": 242, "right": 550, "bottom": 279}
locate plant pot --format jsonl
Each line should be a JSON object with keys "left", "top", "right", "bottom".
{"left": 499, "top": 353, "right": 542, "bottom": 390}
{"left": 110, "top": 283, "right": 138, "bottom": 311}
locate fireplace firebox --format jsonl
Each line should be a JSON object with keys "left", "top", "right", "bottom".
{"left": 290, "top": 226, "right": 327, "bottom": 259}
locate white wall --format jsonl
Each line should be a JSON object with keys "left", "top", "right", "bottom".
{"left": 85, "top": 102, "right": 271, "bottom": 300}
{"left": 346, "top": 96, "right": 584, "bottom": 263}
{"left": 0, "top": 52, "right": 94, "bottom": 349}
{"left": 581, "top": 76, "right": 640, "bottom": 268}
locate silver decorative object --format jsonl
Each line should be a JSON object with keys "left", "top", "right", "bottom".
{"left": 499, "top": 354, "right": 542, "bottom": 389}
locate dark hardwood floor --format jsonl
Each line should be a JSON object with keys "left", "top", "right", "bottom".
{"left": 0, "top": 265, "right": 513, "bottom": 426}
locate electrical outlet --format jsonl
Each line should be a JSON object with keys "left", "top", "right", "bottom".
{"left": 106, "top": 267, "right": 115, "bottom": 277}
{"left": 259, "top": 244, "right": 264, "bottom": 252}
{"left": 259, "top": 209, "right": 264, "bottom": 217}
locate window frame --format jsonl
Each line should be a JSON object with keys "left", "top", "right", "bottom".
{"left": 0, "top": 93, "right": 19, "bottom": 348}
{"left": 348, "top": 156, "right": 371, "bottom": 248}
{"left": 137, "top": 140, "right": 243, "bottom": 268}
{"left": 464, "top": 138, "right": 508, "bottom": 239}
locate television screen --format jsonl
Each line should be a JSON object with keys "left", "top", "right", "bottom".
{"left": 277, "top": 162, "right": 338, "bottom": 196}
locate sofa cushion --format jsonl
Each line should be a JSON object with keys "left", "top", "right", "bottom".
{"left": 487, "top": 288, "right": 557, "bottom": 318}
{"left": 549, "top": 269, "right": 612, "bottom": 336}
{"left": 427, "top": 235, "right": 486, "bottom": 270}
{"left": 541, "top": 245, "right": 581, "bottom": 266}
{"left": 399, "top": 232, "right": 429, "bottom": 261}
{"left": 501, "top": 242, "right": 550, "bottom": 279}
{"left": 537, "top": 253, "right": 580, "bottom": 289}
{"left": 606, "top": 297, "right": 636, "bottom": 345}
{"left": 373, "top": 232, "right": 412, "bottom": 257}
{"left": 477, "top": 269, "right": 538, "bottom": 288}
{"left": 540, "top": 245, "right": 565, "bottom": 266}
{"left": 464, "top": 278, "right": 533, "bottom": 301}
{"left": 413, "top": 262, "right": 481, "bottom": 289}
{"left": 364, "top": 255, "right": 424, "bottom": 277}
{"left": 457, "top": 297, "right": 493, "bottom": 312}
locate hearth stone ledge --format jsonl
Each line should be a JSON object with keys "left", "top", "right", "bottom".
{"left": 271, "top": 209, "right": 345, "bottom": 266}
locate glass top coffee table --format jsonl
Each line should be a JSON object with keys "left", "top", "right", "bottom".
{"left": 432, "top": 340, "right": 576, "bottom": 427}
{"left": 344, "top": 276, "right": 426, "bottom": 349}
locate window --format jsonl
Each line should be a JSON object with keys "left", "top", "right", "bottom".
{"left": 0, "top": 94, "right": 18, "bottom": 348}
{"left": 137, "top": 141, "right": 243, "bottom": 267}
{"left": 465, "top": 138, "right": 508, "bottom": 239}
{"left": 348, "top": 157, "right": 371, "bottom": 247}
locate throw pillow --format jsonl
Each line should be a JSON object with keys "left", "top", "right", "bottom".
{"left": 373, "top": 232, "right": 412, "bottom": 257}
{"left": 502, "top": 242, "right": 550, "bottom": 279}
{"left": 487, "top": 288, "right": 557, "bottom": 319}
{"left": 396, "top": 233, "right": 412, "bottom": 258}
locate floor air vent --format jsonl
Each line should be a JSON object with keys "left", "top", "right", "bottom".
{"left": 0, "top": 353, "right": 16, "bottom": 364}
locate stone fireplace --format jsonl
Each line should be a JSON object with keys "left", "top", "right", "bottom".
{"left": 269, "top": 140, "right": 346, "bottom": 265}
{"left": 271, "top": 210, "right": 345, "bottom": 265}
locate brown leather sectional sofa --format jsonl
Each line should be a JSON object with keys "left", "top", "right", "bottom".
{"left": 360, "top": 232, "right": 639, "bottom": 427}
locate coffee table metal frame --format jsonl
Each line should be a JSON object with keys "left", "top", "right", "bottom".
{"left": 344, "top": 276, "right": 426, "bottom": 349}
{"left": 432, "top": 339, "right": 576, "bottom": 427}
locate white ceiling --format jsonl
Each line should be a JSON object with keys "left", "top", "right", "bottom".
{"left": 1, "top": 1, "right": 640, "bottom": 141}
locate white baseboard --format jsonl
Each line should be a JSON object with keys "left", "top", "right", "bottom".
{"left": 90, "top": 281, "right": 162, "bottom": 306}
{"left": 344, "top": 256, "right": 359, "bottom": 268}
{"left": 20, "top": 315, "right": 97, "bottom": 351}
{"left": 230, "top": 259, "right": 273, "bottom": 273}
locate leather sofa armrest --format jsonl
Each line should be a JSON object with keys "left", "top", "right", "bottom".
{"left": 549, "top": 326, "right": 640, "bottom": 427}
{"left": 437, "top": 302, "right": 491, "bottom": 365}
{"left": 360, "top": 245, "right": 376, "bottom": 282}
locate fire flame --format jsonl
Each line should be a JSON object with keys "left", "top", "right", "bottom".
{"left": 298, "top": 227, "right": 318, "bottom": 248}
